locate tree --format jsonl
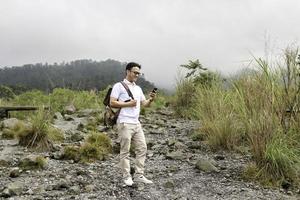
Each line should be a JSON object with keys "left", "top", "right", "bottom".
{"left": 0, "top": 60, "right": 155, "bottom": 93}
{"left": 180, "top": 59, "right": 207, "bottom": 79}
{"left": 0, "top": 85, "right": 15, "bottom": 100}
{"left": 180, "top": 59, "right": 218, "bottom": 87}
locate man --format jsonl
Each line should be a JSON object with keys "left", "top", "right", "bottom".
{"left": 110, "top": 62, "right": 156, "bottom": 186}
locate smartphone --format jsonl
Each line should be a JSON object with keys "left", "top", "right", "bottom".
{"left": 152, "top": 88, "right": 158, "bottom": 93}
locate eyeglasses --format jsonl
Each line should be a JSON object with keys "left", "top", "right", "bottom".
{"left": 130, "top": 71, "right": 141, "bottom": 76}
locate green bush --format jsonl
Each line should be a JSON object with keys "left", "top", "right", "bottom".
{"left": 80, "top": 143, "right": 102, "bottom": 162}
{"left": 193, "top": 83, "right": 245, "bottom": 150}
{"left": 62, "top": 132, "right": 112, "bottom": 163}
{"left": 86, "top": 132, "right": 112, "bottom": 154}
{"left": 48, "top": 126, "right": 65, "bottom": 143}
{"left": 62, "top": 146, "right": 81, "bottom": 162}
{"left": 172, "top": 78, "right": 196, "bottom": 118}
{"left": 262, "top": 133, "right": 300, "bottom": 182}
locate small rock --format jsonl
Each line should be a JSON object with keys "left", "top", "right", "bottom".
{"left": 64, "top": 114, "right": 75, "bottom": 121}
{"left": 166, "top": 151, "right": 185, "bottom": 160}
{"left": 78, "top": 109, "right": 99, "bottom": 117}
{"left": 1, "top": 118, "right": 20, "bottom": 129}
{"left": 54, "top": 112, "right": 64, "bottom": 120}
{"left": 69, "top": 185, "right": 81, "bottom": 194}
{"left": 168, "top": 139, "right": 176, "bottom": 146}
{"left": 70, "top": 131, "right": 85, "bottom": 142}
{"left": 0, "top": 158, "right": 11, "bottom": 167}
{"left": 53, "top": 179, "right": 71, "bottom": 190}
{"left": 64, "top": 104, "right": 76, "bottom": 115}
{"left": 76, "top": 123, "right": 85, "bottom": 131}
{"left": 195, "top": 158, "right": 219, "bottom": 173}
{"left": 168, "top": 165, "right": 179, "bottom": 173}
{"left": 149, "top": 128, "right": 166, "bottom": 135}
{"left": 33, "top": 195, "right": 44, "bottom": 200}
{"left": 214, "top": 155, "right": 225, "bottom": 160}
{"left": 174, "top": 141, "right": 187, "bottom": 150}
{"left": 85, "top": 184, "right": 95, "bottom": 192}
{"left": 9, "top": 167, "right": 22, "bottom": 178}
{"left": 164, "top": 180, "right": 175, "bottom": 189}
{"left": 2, "top": 181, "right": 24, "bottom": 197}
{"left": 25, "top": 188, "right": 34, "bottom": 195}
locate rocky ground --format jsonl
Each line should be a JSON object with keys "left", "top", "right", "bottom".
{"left": 0, "top": 108, "right": 299, "bottom": 200}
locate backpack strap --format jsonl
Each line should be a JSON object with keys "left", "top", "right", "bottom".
{"left": 120, "top": 81, "right": 134, "bottom": 100}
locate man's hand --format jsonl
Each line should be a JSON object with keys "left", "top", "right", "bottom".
{"left": 141, "top": 91, "right": 157, "bottom": 107}
{"left": 149, "top": 91, "right": 157, "bottom": 102}
{"left": 126, "top": 99, "right": 137, "bottom": 107}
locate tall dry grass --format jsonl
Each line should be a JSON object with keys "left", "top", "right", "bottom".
{"left": 174, "top": 48, "right": 300, "bottom": 185}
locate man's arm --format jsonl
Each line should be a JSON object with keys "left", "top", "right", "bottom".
{"left": 110, "top": 97, "right": 137, "bottom": 108}
{"left": 110, "top": 83, "right": 137, "bottom": 108}
{"left": 141, "top": 91, "right": 156, "bottom": 107}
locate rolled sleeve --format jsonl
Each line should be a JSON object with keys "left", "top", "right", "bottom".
{"left": 110, "top": 83, "right": 121, "bottom": 99}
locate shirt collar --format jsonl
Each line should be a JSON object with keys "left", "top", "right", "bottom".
{"left": 123, "top": 79, "right": 136, "bottom": 86}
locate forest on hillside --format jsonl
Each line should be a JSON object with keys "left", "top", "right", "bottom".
{"left": 0, "top": 59, "right": 155, "bottom": 93}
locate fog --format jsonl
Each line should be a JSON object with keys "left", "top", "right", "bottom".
{"left": 1, "top": 0, "right": 300, "bottom": 89}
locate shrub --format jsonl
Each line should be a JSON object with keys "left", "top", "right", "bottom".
{"left": 190, "top": 131, "right": 205, "bottom": 141}
{"left": 18, "top": 108, "right": 53, "bottom": 151}
{"left": 172, "top": 78, "right": 196, "bottom": 118}
{"left": 18, "top": 156, "right": 47, "bottom": 170}
{"left": 194, "top": 83, "right": 245, "bottom": 150}
{"left": 48, "top": 126, "right": 65, "bottom": 143}
{"left": 62, "top": 132, "right": 112, "bottom": 163}
{"left": 80, "top": 143, "right": 102, "bottom": 162}
{"left": 262, "top": 133, "right": 300, "bottom": 182}
{"left": 86, "top": 132, "right": 112, "bottom": 154}
{"left": 62, "top": 146, "right": 81, "bottom": 162}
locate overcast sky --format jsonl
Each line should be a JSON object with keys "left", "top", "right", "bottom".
{"left": 0, "top": 0, "right": 299, "bottom": 89}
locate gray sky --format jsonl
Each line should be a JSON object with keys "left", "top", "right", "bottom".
{"left": 0, "top": 0, "right": 299, "bottom": 89}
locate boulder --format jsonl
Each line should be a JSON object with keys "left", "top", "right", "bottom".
{"left": 1, "top": 118, "right": 19, "bottom": 130}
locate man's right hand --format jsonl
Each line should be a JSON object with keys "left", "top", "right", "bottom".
{"left": 126, "top": 100, "right": 137, "bottom": 107}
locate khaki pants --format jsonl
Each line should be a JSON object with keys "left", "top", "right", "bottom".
{"left": 117, "top": 123, "right": 147, "bottom": 178}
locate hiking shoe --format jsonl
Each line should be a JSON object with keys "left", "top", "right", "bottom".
{"left": 135, "top": 175, "right": 153, "bottom": 184}
{"left": 124, "top": 177, "right": 134, "bottom": 186}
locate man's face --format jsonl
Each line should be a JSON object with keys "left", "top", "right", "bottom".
{"left": 127, "top": 66, "right": 141, "bottom": 82}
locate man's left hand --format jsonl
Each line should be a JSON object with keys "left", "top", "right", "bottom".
{"left": 149, "top": 91, "right": 157, "bottom": 102}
